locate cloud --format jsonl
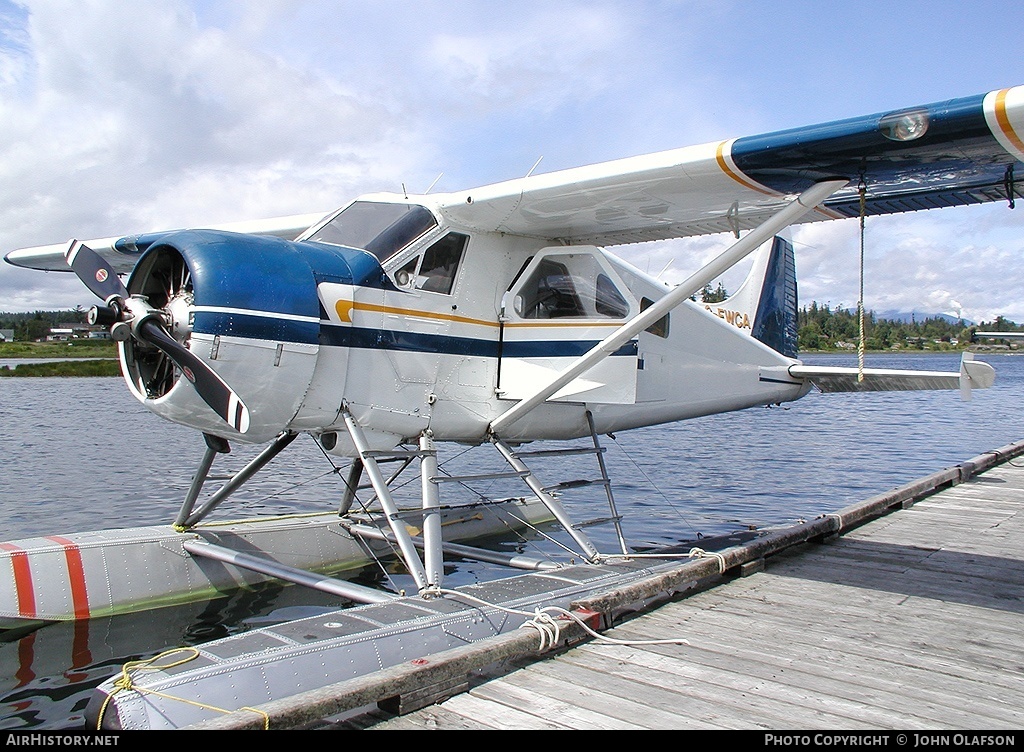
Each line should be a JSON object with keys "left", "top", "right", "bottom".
{"left": 1, "top": 0, "right": 1023, "bottom": 323}
{"left": 0, "top": 0, "right": 434, "bottom": 310}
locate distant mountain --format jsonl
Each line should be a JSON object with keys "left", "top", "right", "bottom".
{"left": 874, "top": 310, "right": 974, "bottom": 326}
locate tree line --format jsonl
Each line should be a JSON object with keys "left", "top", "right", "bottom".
{"left": 3, "top": 304, "right": 1023, "bottom": 352}
{"left": 697, "top": 284, "right": 1020, "bottom": 352}
{"left": 0, "top": 308, "right": 88, "bottom": 341}
{"left": 797, "top": 302, "right": 1021, "bottom": 351}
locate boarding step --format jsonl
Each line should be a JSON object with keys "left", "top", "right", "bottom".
{"left": 430, "top": 470, "right": 531, "bottom": 483}
{"left": 573, "top": 514, "right": 623, "bottom": 529}
{"left": 511, "top": 446, "right": 604, "bottom": 459}
{"left": 541, "top": 478, "right": 610, "bottom": 493}
{"left": 345, "top": 523, "right": 559, "bottom": 571}
{"left": 361, "top": 449, "right": 433, "bottom": 460}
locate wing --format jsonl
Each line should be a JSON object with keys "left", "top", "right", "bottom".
{"left": 4, "top": 212, "right": 329, "bottom": 273}
{"left": 6, "top": 86, "right": 1023, "bottom": 271}
{"left": 434, "top": 86, "right": 1024, "bottom": 245}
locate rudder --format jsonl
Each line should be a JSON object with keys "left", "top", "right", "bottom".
{"left": 703, "top": 235, "right": 798, "bottom": 358}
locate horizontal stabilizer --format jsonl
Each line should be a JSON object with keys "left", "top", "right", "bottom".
{"left": 787, "top": 353, "right": 994, "bottom": 400}
{"left": 5, "top": 212, "right": 328, "bottom": 273}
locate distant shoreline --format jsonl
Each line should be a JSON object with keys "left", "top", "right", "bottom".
{"left": 0, "top": 359, "right": 120, "bottom": 377}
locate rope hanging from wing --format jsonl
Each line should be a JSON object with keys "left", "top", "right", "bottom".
{"left": 857, "top": 177, "right": 867, "bottom": 383}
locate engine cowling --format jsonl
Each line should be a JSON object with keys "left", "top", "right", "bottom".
{"left": 119, "top": 229, "right": 385, "bottom": 443}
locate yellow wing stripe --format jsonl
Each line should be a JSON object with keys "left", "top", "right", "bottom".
{"left": 994, "top": 88, "right": 1024, "bottom": 155}
{"left": 715, "top": 140, "right": 777, "bottom": 196}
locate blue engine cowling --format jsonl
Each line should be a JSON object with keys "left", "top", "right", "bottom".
{"left": 120, "top": 229, "right": 386, "bottom": 443}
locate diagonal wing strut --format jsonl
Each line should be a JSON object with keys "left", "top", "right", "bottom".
{"left": 488, "top": 178, "right": 849, "bottom": 435}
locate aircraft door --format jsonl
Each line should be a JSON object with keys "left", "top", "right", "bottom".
{"left": 499, "top": 248, "right": 638, "bottom": 405}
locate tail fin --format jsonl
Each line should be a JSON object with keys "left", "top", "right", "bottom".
{"left": 703, "top": 235, "right": 798, "bottom": 358}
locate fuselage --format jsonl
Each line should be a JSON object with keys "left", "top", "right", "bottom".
{"left": 119, "top": 192, "right": 810, "bottom": 456}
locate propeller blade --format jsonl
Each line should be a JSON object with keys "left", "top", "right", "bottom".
{"left": 138, "top": 319, "right": 251, "bottom": 434}
{"left": 64, "top": 239, "right": 129, "bottom": 304}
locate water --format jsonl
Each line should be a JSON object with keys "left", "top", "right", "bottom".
{"left": 1, "top": 351, "right": 1022, "bottom": 728}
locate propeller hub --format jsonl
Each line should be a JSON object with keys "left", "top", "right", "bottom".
{"left": 165, "top": 289, "right": 194, "bottom": 344}
{"left": 110, "top": 321, "right": 131, "bottom": 342}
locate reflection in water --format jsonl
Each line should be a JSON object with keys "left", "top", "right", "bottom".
{"left": 0, "top": 578, "right": 365, "bottom": 730}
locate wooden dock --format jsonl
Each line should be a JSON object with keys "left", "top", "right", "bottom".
{"left": 353, "top": 446, "right": 1024, "bottom": 730}
{"left": 192, "top": 441, "right": 1024, "bottom": 731}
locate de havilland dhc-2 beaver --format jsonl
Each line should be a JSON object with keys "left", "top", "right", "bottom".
{"left": 2, "top": 85, "right": 1022, "bottom": 729}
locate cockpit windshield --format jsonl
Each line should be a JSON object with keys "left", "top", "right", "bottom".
{"left": 305, "top": 201, "right": 437, "bottom": 262}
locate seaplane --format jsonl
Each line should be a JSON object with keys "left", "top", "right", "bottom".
{"left": 3, "top": 84, "right": 1021, "bottom": 730}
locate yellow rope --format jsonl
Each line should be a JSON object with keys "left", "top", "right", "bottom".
{"left": 95, "top": 647, "right": 270, "bottom": 731}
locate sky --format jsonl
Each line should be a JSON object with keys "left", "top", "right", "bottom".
{"left": 1, "top": 0, "right": 1023, "bottom": 323}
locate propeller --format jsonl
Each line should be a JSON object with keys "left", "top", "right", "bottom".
{"left": 65, "top": 239, "right": 250, "bottom": 434}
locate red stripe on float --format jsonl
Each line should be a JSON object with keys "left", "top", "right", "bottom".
{"left": 46, "top": 536, "right": 90, "bottom": 620}
{"left": 16, "top": 631, "right": 36, "bottom": 687}
{"left": 68, "top": 620, "right": 93, "bottom": 681}
{"left": 0, "top": 542, "right": 37, "bottom": 618}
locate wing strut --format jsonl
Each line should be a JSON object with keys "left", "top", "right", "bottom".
{"left": 488, "top": 178, "right": 849, "bottom": 435}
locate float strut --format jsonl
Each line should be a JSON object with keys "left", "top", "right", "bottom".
{"left": 176, "top": 432, "right": 298, "bottom": 529}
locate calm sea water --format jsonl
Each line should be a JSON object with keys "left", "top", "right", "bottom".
{"left": 0, "top": 351, "right": 1021, "bottom": 729}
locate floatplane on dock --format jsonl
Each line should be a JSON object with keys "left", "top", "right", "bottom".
{"left": 4, "top": 85, "right": 1022, "bottom": 730}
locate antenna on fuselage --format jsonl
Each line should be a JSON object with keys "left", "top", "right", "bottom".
{"left": 425, "top": 173, "right": 444, "bottom": 194}
{"left": 525, "top": 156, "right": 543, "bottom": 177}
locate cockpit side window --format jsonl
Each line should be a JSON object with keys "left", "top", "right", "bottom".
{"left": 306, "top": 201, "right": 437, "bottom": 262}
{"left": 392, "top": 233, "right": 468, "bottom": 294}
{"left": 514, "top": 253, "right": 630, "bottom": 319}
{"left": 418, "top": 233, "right": 467, "bottom": 294}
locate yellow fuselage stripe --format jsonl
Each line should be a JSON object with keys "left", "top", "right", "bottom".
{"left": 335, "top": 299, "right": 625, "bottom": 330}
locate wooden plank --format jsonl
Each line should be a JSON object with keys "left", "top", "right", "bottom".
{"left": 634, "top": 595, "right": 1024, "bottom": 688}
{"left": 402, "top": 692, "right": 570, "bottom": 730}
{"left": 616, "top": 632, "right": 1021, "bottom": 728}
{"left": 551, "top": 643, "right": 902, "bottom": 729}
{"left": 464, "top": 672, "right": 656, "bottom": 730}
{"left": 610, "top": 614, "right": 1023, "bottom": 727}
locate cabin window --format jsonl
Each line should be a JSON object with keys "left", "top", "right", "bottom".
{"left": 596, "top": 274, "right": 629, "bottom": 317}
{"left": 514, "top": 254, "right": 629, "bottom": 319}
{"left": 305, "top": 201, "right": 437, "bottom": 262}
{"left": 393, "top": 233, "right": 468, "bottom": 294}
{"left": 641, "top": 297, "right": 670, "bottom": 338}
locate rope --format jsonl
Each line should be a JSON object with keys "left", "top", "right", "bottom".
{"left": 599, "top": 546, "right": 730, "bottom": 573}
{"left": 858, "top": 178, "right": 867, "bottom": 382}
{"left": 435, "top": 588, "right": 689, "bottom": 649}
{"left": 685, "top": 547, "right": 728, "bottom": 574}
{"left": 821, "top": 513, "right": 844, "bottom": 533}
{"left": 95, "top": 647, "right": 270, "bottom": 731}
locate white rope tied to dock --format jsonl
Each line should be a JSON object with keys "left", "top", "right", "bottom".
{"left": 434, "top": 588, "right": 689, "bottom": 651}
{"left": 601, "top": 546, "right": 730, "bottom": 574}
{"left": 821, "top": 513, "right": 844, "bottom": 532}
{"left": 686, "top": 547, "right": 727, "bottom": 574}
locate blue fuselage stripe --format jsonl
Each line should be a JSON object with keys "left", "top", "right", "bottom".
{"left": 320, "top": 323, "right": 638, "bottom": 358}
{"left": 194, "top": 311, "right": 320, "bottom": 344}
{"left": 194, "top": 311, "right": 638, "bottom": 359}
